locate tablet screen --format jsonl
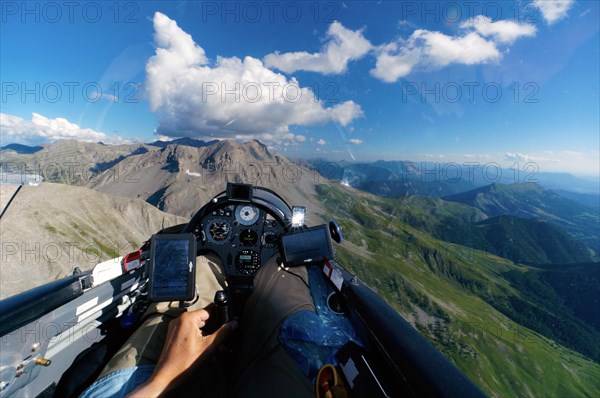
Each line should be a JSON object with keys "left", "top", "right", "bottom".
{"left": 149, "top": 234, "right": 196, "bottom": 301}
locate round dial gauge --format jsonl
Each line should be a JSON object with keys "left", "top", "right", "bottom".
{"left": 240, "top": 229, "right": 258, "bottom": 246}
{"left": 236, "top": 205, "right": 260, "bottom": 226}
{"left": 206, "top": 220, "right": 231, "bottom": 243}
{"left": 261, "top": 231, "right": 278, "bottom": 248}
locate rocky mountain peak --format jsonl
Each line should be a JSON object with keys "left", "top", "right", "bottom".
{"left": 202, "top": 139, "right": 275, "bottom": 168}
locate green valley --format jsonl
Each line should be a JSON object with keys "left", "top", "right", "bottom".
{"left": 317, "top": 183, "right": 600, "bottom": 397}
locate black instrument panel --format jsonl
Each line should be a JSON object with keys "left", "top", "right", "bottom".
{"left": 192, "top": 203, "right": 283, "bottom": 277}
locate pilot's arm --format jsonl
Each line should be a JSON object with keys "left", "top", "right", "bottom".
{"left": 127, "top": 309, "right": 237, "bottom": 397}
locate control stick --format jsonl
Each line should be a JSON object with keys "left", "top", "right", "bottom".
{"left": 214, "top": 290, "right": 231, "bottom": 327}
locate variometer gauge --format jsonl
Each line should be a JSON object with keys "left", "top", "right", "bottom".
{"left": 235, "top": 205, "right": 260, "bottom": 226}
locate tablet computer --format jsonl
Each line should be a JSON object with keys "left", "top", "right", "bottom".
{"left": 148, "top": 233, "right": 196, "bottom": 301}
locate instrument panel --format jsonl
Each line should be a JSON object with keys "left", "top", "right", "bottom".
{"left": 193, "top": 203, "right": 283, "bottom": 277}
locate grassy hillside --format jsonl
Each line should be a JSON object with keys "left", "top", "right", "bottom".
{"left": 444, "top": 183, "right": 600, "bottom": 253}
{"left": 497, "top": 265, "right": 600, "bottom": 361}
{"left": 508, "top": 263, "right": 600, "bottom": 333}
{"left": 474, "top": 216, "right": 592, "bottom": 264}
{"left": 317, "top": 183, "right": 600, "bottom": 397}
{"left": 363, "top": 194, "right": 594, "bottom": 264}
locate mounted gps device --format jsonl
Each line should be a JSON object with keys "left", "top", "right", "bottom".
{"left": 227, "top": 182, "right": 254, "bottom": 201}
{"left": 280, "top": 224, "right": 334, "bottom": 267}
{"left": 148, "top": 233, "right": 196, "bottom": 302}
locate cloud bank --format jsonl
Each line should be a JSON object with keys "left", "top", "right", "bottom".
{"left": 146, "top": 12, "right": 363, "bottom": 145}
{"left": 0, "top": 113, "right": 129, "bottom": 145}
{"left": 371, "top": 30, "right": 501, "bottom": 83}
{"left": 371, "top": 16, "right": 537, "bottom": 83}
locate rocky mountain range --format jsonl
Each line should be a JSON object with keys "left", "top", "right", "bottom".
{"left": 0, "top": 183, "right": 186, "bottom": 298}
{"left": 1, "top": 139, "right": 152, "bottom": 185}
{"left": 309, "top": 158, "right": 600, "bottom": 197}
{"left": 1, "top": 137, "right": 598, "bottom": 396}
{"left": 87, "top": 139, "right": 326, "bottom": 223}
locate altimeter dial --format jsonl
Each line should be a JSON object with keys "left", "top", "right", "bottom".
{"left": 207, "top": 220, "right": 231, "bottom": 243}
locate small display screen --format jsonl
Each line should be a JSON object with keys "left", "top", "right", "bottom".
{"left": 149, "top": 234, "right": 196, "bottom": 301}
{"left": 227, "top": 183, "right": 253, "bottom": 201}
{"left": 239, "top": 254, "right": 252, "bottom": 260}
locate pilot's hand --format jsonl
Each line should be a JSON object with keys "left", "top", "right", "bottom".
{"left": 127, "top": 308, "right": 237, "bottom": 397}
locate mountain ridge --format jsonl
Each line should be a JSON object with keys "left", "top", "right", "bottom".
{"left": 0, "top": 139, "right": 154, "bottom": 185}
{"left": 0, "top": 143, "right": 43, "bottom": 154}
{"left": 147, "top": 137, "right": 219, "bottom": 148}
{"left": 475, "top": 215, "right": 594, "bottom": 264}
{"left": 0, "top": 183, "right": 186, "bottom": 299}
{"left": 444, "top": 182, "right": 600, "bottom": 253}
{"left": 310, "top": 159, "right": 600, "bottom": 196}
{"left": 87, "top": 139, "right": 325, "bottom": 222}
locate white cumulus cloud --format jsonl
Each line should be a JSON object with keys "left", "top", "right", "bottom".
{"left": 461, "top": 16, "right": 537, "bottom": 44}
{"left": 348, "top": 138, "right": 363, "bottom": 145}
{"left": 0, "top": 112, "right": 129, "bottom": 145}
{"left": 263, "top": 21, "right": 372, "bottom": 74}
{"left": 504, "top": 152, "right": 546, "bottom": 162}
{"left": 317, "top": 138, "right": 327, "bottom": 145}
{"left": 534, "top": 0, "right": 575, "bottom": 24}
{"left": 146, "top": 12, "right": 363, "bottom": 145}
{"left": 371, "top": 29, "right": 500, "bottom": 83}
{"left": 370, "top": 11, "right": 544, "bottom": 83}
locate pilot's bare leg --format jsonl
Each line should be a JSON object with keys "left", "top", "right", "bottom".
{"left": 96, "top": 254, "right": 226, "bottom": 379}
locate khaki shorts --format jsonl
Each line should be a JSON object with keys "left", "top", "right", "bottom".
{"left": 98, "top": 254, "right": 315, "bottom": 397}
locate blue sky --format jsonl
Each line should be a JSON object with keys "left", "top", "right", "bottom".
{"left": 1, "top": 1, "right": 598, "bottom": 176}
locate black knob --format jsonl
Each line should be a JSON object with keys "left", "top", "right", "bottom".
{"left": 214, "top": 290, "right": 230, "bottom": 327}
{"left": 329, "top": 221, "right": 343, "bottom": 244}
